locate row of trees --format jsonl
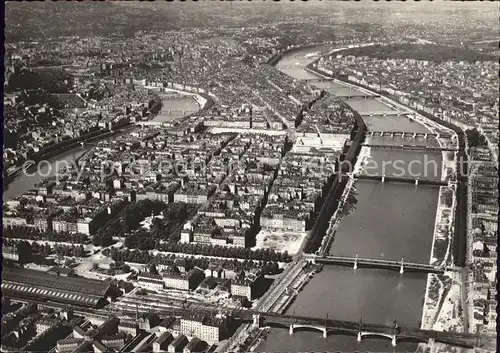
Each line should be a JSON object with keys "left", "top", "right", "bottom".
{"left": 121, "top": 236, "right": 292, "bottom": 263}
{"left": 4, "top": 239, "right": 87, "bottom": 260}
{"left": 105, "top": 248, "right": 281, "bottom": 275}
{"left": 3, "top": 226, "right": 89, "bottom": 244}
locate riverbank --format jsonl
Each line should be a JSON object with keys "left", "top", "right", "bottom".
{"left": 3, "top": 123, "right": 137, "bottom": 195}
{"left": 318, "top": 173, "right": 356, "bottom": 256}
{"left": 4, "top": 127, "right": 116, "bottom": 184}
{"left": 4, "top": 84, "right": 209, "bottom": 200}
{"left": 420, "top": 184, "right": 461, "bottom": 333}
{"left": 306, "top": 60, "right": 467, "bottom": 338}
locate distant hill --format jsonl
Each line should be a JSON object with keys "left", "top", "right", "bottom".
{"left": 340, "top": 43, "right": 498, "bottom": 63}
{"left": 5, "top": 1, "right": 179, "bottom": 41}
{"left": 5, "top": 1, "right": 499, "bottom": 43}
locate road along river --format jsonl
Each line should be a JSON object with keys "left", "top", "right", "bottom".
{"left": 256, "top": 47, "right": 445, "bottom": 352}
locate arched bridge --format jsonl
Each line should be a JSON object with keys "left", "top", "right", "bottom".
{"left": 362, "top": 143, "right": 458, "bottom": 152}
{"left": 245, "top": 312, "right": 477, "bottom": 348}
{"left": 368, "top": 131, "right": 452, "bottom": 139}
{"left": 62, "top": 299, "right": 479, "bottom": 349}
{"left": 20, "top": 295, "right": 480, "bottom": 349}
{"left": 303, "top": 254, "right": 458, "bottom": 274}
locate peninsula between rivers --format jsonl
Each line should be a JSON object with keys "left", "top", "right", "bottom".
{"left": 250, "top": 44, "right": 468, "bottom": 353}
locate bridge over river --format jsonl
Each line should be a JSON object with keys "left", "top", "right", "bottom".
{"left": 10, "top": 295, "right": 480, "bottom": 350}
{"left": 354, "top": 174, "right": 450, "bottom": 186}
{"left": 104, "top": 302, "right": 480, "bottom": 348}
{"left": 234, "top": 310, "right": 479, "bottom": 348}
{"left": 368, "top": 130, "right": 453, "bottom": 139}
{"left": 363, "top": 143, "right": 458, "bottom": 152}
{"left": 303, "top": 254, "right": 460, "bottom": 274}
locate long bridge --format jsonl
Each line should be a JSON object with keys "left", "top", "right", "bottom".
{"left": 108, "top": 302, "right": 479, "bottom": 348}
{"left": 237, "top": 311, "right": 478, "bottom": 348}
{"left": 340, "top": 94, "right": 380, "bottom": 99}
{"left": 8, "top": 295, "right": 479, "bottom": 349}
{"left": 303, "top": 254, "right": 457, "bottom": 274}
{"left": 362, "top": 143, "right": 458, "bottom": 152}
{"left": 362, "top": 110, "right": 406, "bottom": 116}
{"left": 368, "top": 131, "right": 452, "bottom": 139}
{"left": 355, "top": 174, "right": 448, "bottom": 186}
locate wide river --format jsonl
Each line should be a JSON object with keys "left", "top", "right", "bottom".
{"left": 257, "top": 48, "right": 443, "bottom": 352}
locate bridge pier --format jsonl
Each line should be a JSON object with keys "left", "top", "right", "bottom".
{"left": 391, "top": 133, "right": 394, "bottom": 139}
{"left": 353, "top": 254, "right": 358, "bottom": 270}
{"left": 357, "top": 331, "right": 362, "bottom": 342}
{"left": 381, "top": 175, "right": 385, "bottom": 183}
{"left": 400, "top": 258, "right": 404, "bottom": 274}
{"left": 392, "top": 335, "right": 397, "bottom": 347}
{"left": 252, "top": 314, "right": 260, "bottom": 328}
{"left": 413, "top": 133, "right": 416, "bottom": 138}
{"left": 415, "top": 179, "right": 419, "bottom": 186}
{"left": 289, "top": 324, "right": 294, "bottom": 335}
{"left": 322, "top": 328, "right": 327, "bottom": 338}
{"left": 424, "top": 133, "right": 428, "bottom": 139}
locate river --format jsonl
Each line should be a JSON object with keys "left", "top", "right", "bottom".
{"left": 3, "top": 94, "right": 199, "bottom": 201}
{"left": 258, "top": 47, "right": 443, "bottom": 352}
{"left": 152, "top": 93, "right": 200, "bottom": 123}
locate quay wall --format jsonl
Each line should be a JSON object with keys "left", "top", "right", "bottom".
{"left": 303, "top": 106, "right": 366, "bottom": 254}
{"left": 305, "top": 63, "right": 468, "bottom": 267}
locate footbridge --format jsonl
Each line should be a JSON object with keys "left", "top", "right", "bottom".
{"left": 355, "top": 174, "right": 448, "bottom": 186}
{"left": 303, "top": 254, "right": 455, "bottom": 274}
{"left": 362, "top": 143, "right": 458, "bottom": 152}
{"left": 368, "top": 131, "right": 452, "bottom": 139}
